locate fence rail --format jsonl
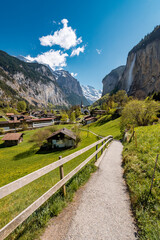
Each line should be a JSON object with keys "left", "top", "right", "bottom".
{"left": 0, "top": 135, "right": 113, "bottom": 240}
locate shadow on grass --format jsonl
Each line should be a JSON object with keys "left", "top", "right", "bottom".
{"left": 13, "top": 146, "right": 38, "bottom": 161}
{"left": 0, "top": 142, "right": 7, "bottom": 148}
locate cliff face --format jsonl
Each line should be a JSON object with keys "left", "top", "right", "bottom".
{"left": 0, "top": 50, "right": 68, "bottom": 106}
{"left": 102, "top": 66, "right": 125, "bottom": 96}
{"left": 120, "top": 26, "right": 160, "bottom": 98}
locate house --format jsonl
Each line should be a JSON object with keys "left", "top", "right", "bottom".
{"left": 83, "top": 116, "right": 97, "bottom": 125}
{"left": 6, "top": 113, "right": 14, "bottom": 118}
{"left": 47, "top": 128, "right": 76, "bottom": 149}
{"left": 2, "top": 133, "right": 24, "bottom": 146}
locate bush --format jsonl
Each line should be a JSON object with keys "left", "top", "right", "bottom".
{"left": 21, "top": 123, "right": 28, "bottom": 131}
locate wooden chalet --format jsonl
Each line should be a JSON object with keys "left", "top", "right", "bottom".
{"left": 2, "top": 133, "right": 24, "bottom": 146}
{"left": 47, "top": 128, "right": 76, "bottom": 149}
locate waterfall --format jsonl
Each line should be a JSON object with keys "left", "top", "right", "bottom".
{"left": 127, "top": 54, "right": 136, "bottom": 92}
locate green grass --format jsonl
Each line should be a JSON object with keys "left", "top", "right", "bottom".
{"left": 0, "top": 125, "right": 99, "bottom": 230}
{"left": 0, "top": 117, "right": 6, "bottom": 121}
{"left": 123, "top": 124, "right": 160, "bottom": 240}
{"left": 82, "top": 117, "right": 121, "bottom": 139}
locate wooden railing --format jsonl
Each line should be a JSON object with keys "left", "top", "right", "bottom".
{"left": 0, "top": 135, "right": 113, "bottom": 240}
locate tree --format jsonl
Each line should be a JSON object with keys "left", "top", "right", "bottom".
{"left": 61, "top": 113, "right": 69, "bottom": 122}
{"left": 75, "top": 108, "right": 81, "bottom": 118}
{"left": 17, "top": 101, "right": 27, "bottom": 112}
{"left": 70, "top": 112, "right": 76, "bottom": 123}
{"left": 120, "top": 100, "right": 160, "bottom": 131}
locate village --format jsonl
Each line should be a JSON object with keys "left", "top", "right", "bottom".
{"left": 0, "top": 102, "right": 107, "bottom": 148}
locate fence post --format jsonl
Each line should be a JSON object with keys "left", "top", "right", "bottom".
{"left": 95, "top": 144, "right": 98, "bottom": 160}
{"left": 101, "top": 141, "right": 103, "bottom": 155}
{"left": 105, "top": 139, "right": 106, "bottom": 148}
{"left": 59, "top": 156, "right": 66, "bottom": 196}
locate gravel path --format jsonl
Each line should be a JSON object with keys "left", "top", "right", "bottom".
{"left": 65, "top": 140, "right": 137, "bottom": 240}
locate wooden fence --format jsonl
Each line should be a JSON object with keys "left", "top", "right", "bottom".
{"left": 0, "top": 135, "right": 113, "bottom": 240}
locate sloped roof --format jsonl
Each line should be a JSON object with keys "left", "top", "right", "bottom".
{"left": 2, "top": 133, "right": 23, "bottom": 141}
{"left": 47, "top": 128, "right": 76, "bottom": 140}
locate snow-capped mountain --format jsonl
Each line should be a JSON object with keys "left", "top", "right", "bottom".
{"left": 81, "top": 85, "right": 102, "bottom": 104}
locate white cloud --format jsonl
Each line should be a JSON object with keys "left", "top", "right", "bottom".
{"left": 71, "top": 72, "right": 78, "bottom": 77}
{"left": 71, "top": 45, "right": 85, "bottom": 57}
{"left": 25, "top": 49, "right": 68, "bottom": 71}
{"left": 39, "top": 19, "right": 82, "bottom": 50}
{"left": 96, "top": 49, "right": 102, "bottom": 54}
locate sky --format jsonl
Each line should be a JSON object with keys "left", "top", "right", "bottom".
{"left": 1, "top": 0, "right": 160, "bottom": 90}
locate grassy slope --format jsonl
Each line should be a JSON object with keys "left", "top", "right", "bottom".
{"left": 82, "top": 117, "right": 121, "bottom": 139}
{"left": 0, "top": 125, "right": 99, "bottom": 228}
{"left": 123, "top": 124, "right": 160, "bottom": 240}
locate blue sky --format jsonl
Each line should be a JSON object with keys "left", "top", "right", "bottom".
{"left": 1, "top": 0, "right": 160, "bottom": 90}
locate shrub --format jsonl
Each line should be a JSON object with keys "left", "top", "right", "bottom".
{"left": 29, "top": 129, "right": 52, "bottom": 148}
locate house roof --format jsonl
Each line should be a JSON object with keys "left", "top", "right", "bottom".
{"left": 6, "top": 113, "right": 14, "bottom": 116}
{"left": 85, "top": 117, "right": 97, "bottom": 121}
{"left": 47, "top": 128, "right": 76, "bottom": 140}
{"left": 2, "top": 133, "right": 23, "bottom": 141}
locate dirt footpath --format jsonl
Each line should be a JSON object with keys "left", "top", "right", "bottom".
{"left": 41, "top": 141, "right": 137, "bottom": 240}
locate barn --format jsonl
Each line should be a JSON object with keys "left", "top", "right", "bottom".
{"left": 47, "top": 128, "right": 76, "bottom": 149}
{"left": 2, "top": 133, "right": 24, "bottom": 146}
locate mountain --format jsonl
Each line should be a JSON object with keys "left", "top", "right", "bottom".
{"left": 102, "top": 25, "right": 160, "bottom": 99}
{"left": 17, "top": 56, "right": 89, "bottom": 106}
{"left": 81, "top": 85, "right": 102, "bottom": 104}
{"left": 52, "top": 70, "right": 90, "bottom": 106}
{"left": 119, "top": 25, "right": 160, "bottom": 98}
{"left": 102, "top": 66, "right": 125, "bottom": 96}
{"left": 0, "top": 50, "right": 68, "bottom": 106}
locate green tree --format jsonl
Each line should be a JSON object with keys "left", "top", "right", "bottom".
{"left": 70, "top": 111, "right": 76, "bottom": 123}
{"left": 61, "top": 113, "right": 69, "bottom": 122}
{"left": 17, "top": 101, "right": 27, "bottom": 112}
{"left": 120, "top": 100, "right": 160, "bottom": 131}
{"left": 75, "top": 108, "right": 81, "bottom": 118}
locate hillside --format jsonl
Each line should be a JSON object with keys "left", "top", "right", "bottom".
{"left": 0, "top": 50, "right": 90, "bottom": 107}
{"left": 123, "top": 123, "right": 160, "bottom": 239}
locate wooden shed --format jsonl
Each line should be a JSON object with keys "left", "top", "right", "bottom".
{"left": 47, "top": 128, "right": 76, "bottom": 149}
{"left": 2, "top": 133, "right": 23, "bottom": 146}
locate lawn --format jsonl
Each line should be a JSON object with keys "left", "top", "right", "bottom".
{"left": 82, "top": 117, "right": 121, "bottom": 139}
{"left": 0, "top": 124, "right": 100, "bottom": 229}
{"left": 123, "top": 123, "right": 160, "bottom": 240}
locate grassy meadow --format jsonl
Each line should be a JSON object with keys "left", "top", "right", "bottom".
{"left": 123, "top": 124, "right": 160, "bottom": 240}
{"left": 0, "top": 124, "right": 101, "bottom": 229}
{"left": 82, "top": 117, "right": 121, "bottom": 139}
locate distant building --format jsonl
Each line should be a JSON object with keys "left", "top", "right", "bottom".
{"left": 83, "top": 116, "right": 97, "bottom": 125}
{"left": 2, "top": 133, "right": 23, "bottom": 146}
{"left": 47, "top": 128, "right": 76, "bottom": 149}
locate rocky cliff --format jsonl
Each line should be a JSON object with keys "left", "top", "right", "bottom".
{"left": 102, "top": 66, "right": 125, "bottom": 96}
{"left": 120, "top": 25, "right": 160, "bottom": 98}
{"left": 0, "top": 50, "right": 68, "bottom": 107}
